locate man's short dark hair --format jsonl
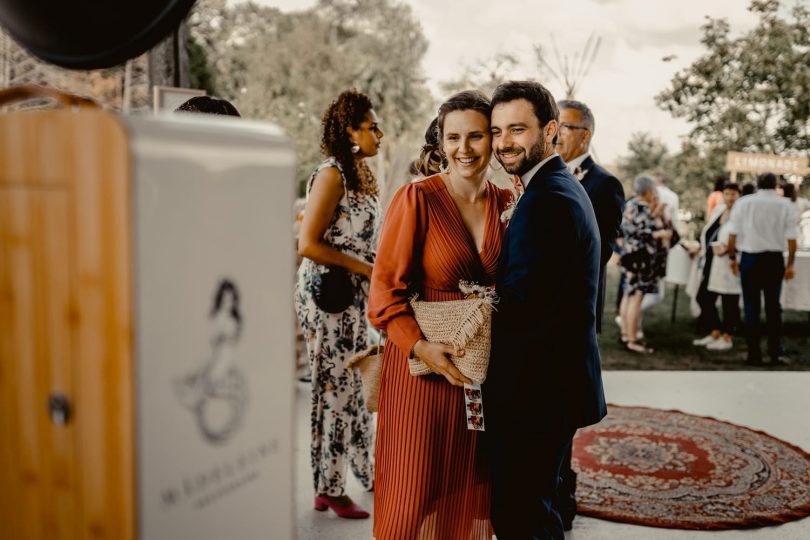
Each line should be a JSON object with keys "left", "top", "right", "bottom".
{"left": 491, "top": 80, "right": 559, "bottom": 127}
{"left": 557, "top": 99, "right": 594, "bottom": 132}
{"left": 722, "top": 181, "right": 741, "bottom": 193}
{"left": 757, "top": 172, "right": 778, "bottom": 190}
{"left": 780, "top": 180, "right": 797, "bottom": 202}
{"left": 741, "top": 182, "right": 756, "bottom": 196}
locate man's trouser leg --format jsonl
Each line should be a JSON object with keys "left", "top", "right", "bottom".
{"left": 556, "top": 442, "right": 577, "bottom": 530}
{"left": 491, "top": 428, "right": 573, "bottom": 540}
{"left": 761, "top": 252, "right": 785, "bottom": 360}
{"left": 739, "top": 252, "right": 763, "bottom": 362}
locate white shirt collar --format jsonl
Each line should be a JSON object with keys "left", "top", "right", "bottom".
{"left": 520, "top": 152, "right": 558, "bottom": 189}
{"left": 566, "top": 152, "right": 590, "bottom": 173}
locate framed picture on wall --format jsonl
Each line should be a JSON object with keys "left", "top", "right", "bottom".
{"left": 153, "top": 86, "right": 206, "bottom": 113}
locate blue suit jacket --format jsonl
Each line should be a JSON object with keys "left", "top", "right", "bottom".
{"left": 578, "top": 156, "right": 625, "bottom": 267}
{"left": 578, "top": 155, "right": 625, "bottom": 330}
{"left": 486, "top": 155, "right": 607, "bottom": 432}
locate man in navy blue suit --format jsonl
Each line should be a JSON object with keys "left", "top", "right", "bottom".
{"left": 554, "top": 99, "right": 625, "bottom": 530}
{"left": 485, "top": 81, "right": 607, "bottom": 539}
{"left": 556, "top": 100, "right": 625, "bottom": 333}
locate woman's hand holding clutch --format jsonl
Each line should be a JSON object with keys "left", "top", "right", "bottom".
{"left": 412, "top": 339, "right": 471, "bottom": 387}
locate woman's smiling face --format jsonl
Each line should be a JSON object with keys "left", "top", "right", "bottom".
{"left": 441, "top": 109, "right": 492, "bottom": 181}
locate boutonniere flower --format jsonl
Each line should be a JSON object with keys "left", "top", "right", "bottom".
{"left": 574, "top": 167, "right": 590, "bottom": 181}
{"left": 500, "top": 193, "right": 520, "bottom": 225}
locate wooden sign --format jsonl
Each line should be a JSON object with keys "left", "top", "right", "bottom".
{"left": 725, "top": 151, "right": 809, "bottom": 175}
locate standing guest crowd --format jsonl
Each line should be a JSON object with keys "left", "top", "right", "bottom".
{"left": 683, "top": 173, "right": 801, "bottom": 364}
{"left": 613, "top": 169, "right": 805, "bottom": 360}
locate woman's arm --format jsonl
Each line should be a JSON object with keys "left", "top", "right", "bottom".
{"left": 297, "top": 166, "right": 373, "bottom": 279}
{"left": 368, "top": 182, "right": 480, "bottom": 387}
{"left": 619, "top": 202, "right": 637, "bottom": 245}
{"left": 368, "top": 183, "right": 426, "bottom": 355}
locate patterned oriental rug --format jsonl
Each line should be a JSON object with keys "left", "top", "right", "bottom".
{"left": 572, "top": 405, "right": 810, "bottom": 530}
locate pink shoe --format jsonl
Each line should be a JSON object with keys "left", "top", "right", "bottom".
{"left": 314, "top": 495, "right": 370, "bottom": 519}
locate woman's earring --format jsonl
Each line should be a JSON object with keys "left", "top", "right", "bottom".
{"left": 351, "top": 144, "right": 360, "bottom": 154}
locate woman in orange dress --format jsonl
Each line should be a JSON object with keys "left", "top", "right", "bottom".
{"left": 368, "top": 90, "right": 513, "bottom": 539}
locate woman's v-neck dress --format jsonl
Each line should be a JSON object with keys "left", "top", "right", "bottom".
{"left": 368, "top": 174, "right": 513, "bottom": 539}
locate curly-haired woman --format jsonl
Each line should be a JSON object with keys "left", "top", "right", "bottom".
{"left": 294, "top": 89, "right": 383, "bottom": 519}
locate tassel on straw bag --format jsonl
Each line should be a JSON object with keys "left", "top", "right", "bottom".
{"left": 346, "top": 334, "right": 384, "bottom": 412}
{"left": 409, "top": 281, "right": 497, "bottom": 383}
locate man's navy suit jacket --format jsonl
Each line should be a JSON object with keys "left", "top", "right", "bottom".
{"left": 578, "top": 155, "right": 626, "bottom": 330}
{"left": 486, "top": 155, "right": 607, "bottom": 433}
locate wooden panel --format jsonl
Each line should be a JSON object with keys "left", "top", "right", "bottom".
{"left": 0, "top": 187, "right": 76, "bottom": 539}
{"left": 0, "top": 110, "right": 134, "bottom": 540}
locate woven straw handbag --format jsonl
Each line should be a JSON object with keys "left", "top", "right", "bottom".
{"left": 347, "top": 338, "right": 383, "bottom": 412}
{"left": 409, "top": 282, "right": 497, "bottom": 383}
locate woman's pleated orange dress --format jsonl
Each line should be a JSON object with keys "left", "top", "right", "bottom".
{"left": 368, "top": 174, "right": 512, "bottom": 540}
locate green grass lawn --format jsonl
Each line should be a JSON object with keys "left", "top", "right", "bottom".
{"left": 599, "top": 264, "right": 810, "bottom": 370}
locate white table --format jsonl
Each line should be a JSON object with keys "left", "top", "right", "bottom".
{"left": 665, "top": 244, "right": 693, "bottom": 286}
{"left": 781, "top": 250, "right": 810, "bottom": 311}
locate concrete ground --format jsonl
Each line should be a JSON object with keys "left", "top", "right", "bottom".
{"left": 295, "top": 371, "right": 810, "bottom": 539}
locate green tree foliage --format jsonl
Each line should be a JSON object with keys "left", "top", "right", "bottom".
{"left": 187, "top": 0, "right": 432, "bottom": 194}
{"left": 617, "top": 131, "right": 727, "bottom": 229}
{"left": 641, "top": 0, "right": 810, "bottom": 227}
{"left": 187, "top": 37, "right": 217, "bottom": 95}
{"left": 657, "top": 0, "right": 810, "bottom": 156}
{"left": 440, "top": 53, "right": 520, "bottom": 98}
{"left": 660, "top": 143, "right": 727, "bottom": 224}
{"left": 616, "top": 132, "right": 670, "bottom": 183}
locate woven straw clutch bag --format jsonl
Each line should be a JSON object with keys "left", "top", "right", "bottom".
{"left": 347, "top": 343, "right": 383, "bottom": 412}
{"left": 409, "top": 282, "right": 496, "bottom": 383}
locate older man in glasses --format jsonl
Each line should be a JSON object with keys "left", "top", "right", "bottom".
{"left": 557, "top": 100, "right": 625, "bottom": 331}
{"left": 555, "top": 99, "right": 625, "bottom": 531}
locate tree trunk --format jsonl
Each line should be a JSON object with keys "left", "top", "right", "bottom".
{"left": 147, "top": 20, "right": 190, "bottom": 105}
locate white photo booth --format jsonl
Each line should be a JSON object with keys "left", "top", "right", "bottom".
{"left": 0, "top": 102, "right": 296, "bottom": 540}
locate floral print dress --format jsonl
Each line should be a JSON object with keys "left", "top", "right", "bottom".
{"left": 294, "top": 157, "right": 377, "bottom": 496}
{"left": 621, "top": 197, "right": 664, "bottom": 295}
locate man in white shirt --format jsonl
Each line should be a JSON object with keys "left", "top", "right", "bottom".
{"left": 726, "top": 172, "right": 797, "bottom": 366}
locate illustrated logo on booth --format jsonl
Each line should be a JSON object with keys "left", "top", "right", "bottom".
{"left": 174, "top": 278, "right": 249, "bottom": 444}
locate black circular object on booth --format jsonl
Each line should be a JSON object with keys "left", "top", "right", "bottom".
{"left": 0, "top": 0, "right": 197, "bottom": 69}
